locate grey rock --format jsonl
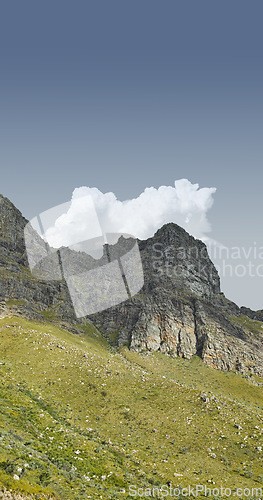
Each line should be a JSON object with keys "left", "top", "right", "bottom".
{"left": 0, "top": 194, "right": 263, "bottom": 376}
{"left": 91, "top": 224, "right": 263, "bottom": 376}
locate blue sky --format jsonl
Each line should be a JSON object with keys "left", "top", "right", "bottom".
{"left": 1, "top": 1, "right": 263, "bottom": 308}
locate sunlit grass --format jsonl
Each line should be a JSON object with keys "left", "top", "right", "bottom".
{"left": 0, "top": 317, "right": 262, "bottom": 499}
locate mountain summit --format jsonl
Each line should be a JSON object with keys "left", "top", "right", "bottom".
{"left": 0, "top": 195, "right": 262, "bottom": 376}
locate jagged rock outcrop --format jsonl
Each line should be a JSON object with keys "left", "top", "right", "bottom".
{"left": 0, "top": 194, "right": 263, "bottom": 376}
{"left": 91, "top": 224, "right": 263, "bottom": 376}
{"left": 0, "top": 194, "right": 75, "bottom": 324}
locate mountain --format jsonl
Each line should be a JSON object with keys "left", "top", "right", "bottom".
{"left": 0, "top": 194, "right": 263, "bottom": 377}
{"left": 91, "top": 225, "right": 263, "bottom": 378}
{"left": 0, "top": 195, "right": 263, "bottom": 499}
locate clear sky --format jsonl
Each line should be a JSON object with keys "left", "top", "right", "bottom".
{"left": 1, "top": 1, "right": 263, "bottom": 309}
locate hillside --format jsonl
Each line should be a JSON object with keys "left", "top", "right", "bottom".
{"left": 0, "top": 316, "right": 262, "bottom": 499}
{"left": 0, "top": 194, "right": 263, "bottom": 498}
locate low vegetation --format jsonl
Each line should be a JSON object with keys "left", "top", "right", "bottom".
{"left": 0, "top": 316, "right": 262, "bottom": 499}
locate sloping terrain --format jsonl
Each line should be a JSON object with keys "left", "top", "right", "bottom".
{"left": 0, "top": 316, "right": 262, "bottom": 499}
{"left": 0, "top": 193, "right": 263, "bottom": 498}
{"left": 1, "top": 192, "right": 263, "bottom": 378}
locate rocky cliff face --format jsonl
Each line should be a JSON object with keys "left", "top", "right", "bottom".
{"left": 0, "top": 194, "right": 263, "bottom": 376}
{"left": 0, "top": 194, "right": 75, "bottom": 324}
{"left": 91, "top": 224, "right": 263, "bottom": 377}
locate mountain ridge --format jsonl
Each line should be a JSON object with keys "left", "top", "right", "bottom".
{"left": 0, "top": 194, "right": 263, "bottom": 376}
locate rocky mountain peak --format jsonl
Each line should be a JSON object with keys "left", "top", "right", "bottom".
{"left": 138, "top": 222, "right": 220, "bottom": 298}
{"left": 0, "top": 195, "right": 262, "bottom": 376}
{"left": 91, "top": 226, "right": 263, "bottom": 377}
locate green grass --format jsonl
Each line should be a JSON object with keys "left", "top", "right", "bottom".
{"left": 230, "top": 314, "right": 263, "bottom": 337}
{"left": 121, "top": 350, "right": 263, "bottom": 407}
{"left": 5, "top": 299, "right": 26, "bottom": 308}
{"left": 0, "top": 316, "right": 262, "bottom": 499}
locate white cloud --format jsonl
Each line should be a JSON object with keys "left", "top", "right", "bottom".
{"left": 44, "top": 179, "right": 216, "bottom": 248}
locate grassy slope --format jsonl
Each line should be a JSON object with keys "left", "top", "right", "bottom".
{"left": 0, "top": 317, "right": 262, "bottom": 499}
